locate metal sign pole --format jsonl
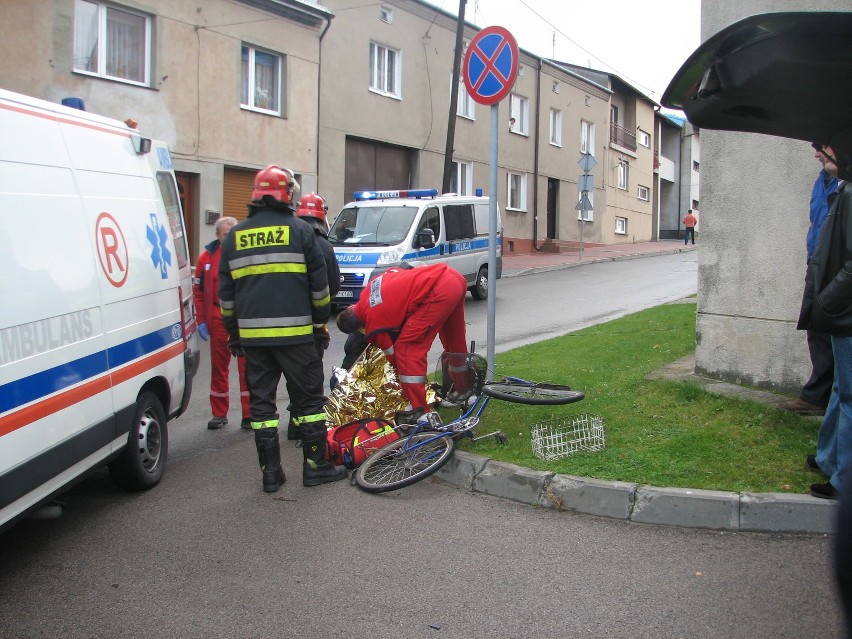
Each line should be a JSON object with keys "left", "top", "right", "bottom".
{"left": 487, "top": 102, "right": 498, "bottom": 381}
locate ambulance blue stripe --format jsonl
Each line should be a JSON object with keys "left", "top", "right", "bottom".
{"left": 0, "top": 325, "right": 180, "bottom": 415}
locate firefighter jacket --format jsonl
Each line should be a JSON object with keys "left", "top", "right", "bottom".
{"left": 353, "top": 263, "right": 455, "bottom": 364}
{"left": 192, "top": 238, "right": 223, "bottom": 326}
{"left": 218, "top": 205, "right": 331, "bottom": 347}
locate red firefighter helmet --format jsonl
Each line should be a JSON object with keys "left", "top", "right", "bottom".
{"left": 296, "top": 192, "right": 329, "bottom": 228}
{"left": 252, "top": 165, "right": 299, "bottom": 205}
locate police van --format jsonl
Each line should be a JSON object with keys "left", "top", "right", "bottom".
{"left": 0, "top": 88, "right": 199, "bottom": 532}
{"left": 328, "top": 189, "right": 502, "bottom": 307}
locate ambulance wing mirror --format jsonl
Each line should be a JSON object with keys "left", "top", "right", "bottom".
{"left": 415, "top": 228, "right": 435, "bottom": 249}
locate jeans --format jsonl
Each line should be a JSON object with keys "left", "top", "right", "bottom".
{"left": 816, "top": 334, "right": 852, "bottom": 490}
{"left": 684, "top": 227, "right": 695, "bottom": 244}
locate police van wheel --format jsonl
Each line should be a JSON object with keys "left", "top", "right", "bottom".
{"left": 109, "top": 392, "right": 169, "bottom": 491}
{"left": 470, "top": 266, "right": 488, "bottom": 301}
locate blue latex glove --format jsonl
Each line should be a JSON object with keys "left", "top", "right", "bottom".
{"left": 198, "top": 322, "right": 209, "bottom": 341}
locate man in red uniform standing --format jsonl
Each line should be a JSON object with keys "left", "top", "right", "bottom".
{"left": 336, "top": 263, "right": 469, "bottom": 414}
{"left": 193, "top": 216, "right": 251, "bottom": 430}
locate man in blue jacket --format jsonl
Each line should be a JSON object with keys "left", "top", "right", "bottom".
{"left": 780, "top": 145, "right": 839, "bottom": 416}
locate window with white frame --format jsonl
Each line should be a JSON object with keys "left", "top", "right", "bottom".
{"left": 450, "top": 160, "right": 473, "bottom": 195}
{"left": 74, "top": 0, "right": 151, "bottom": 85}
{"left": 617, "top": 159, "right": 629, "bottom": 190}
{"left": 510, "top": 94, "right": 529, "bottom": 135}
{"left": 637, "top": 185, "right": 650, "bottom": 201}
{"left": 507, "top": 172, "right": 527, "bottom": 211}
{"left": 580, "top": 120, "right": 595, "bottom": 155}
{"left": 369, "top": 42, "right": 401, "bottom": 98}
{"left": 241, "top": 45, "right": 283, "bottom": 115}
{"left": 615, "top": 216, "right": 627, "bottom": 234}
{"left": 456, "top": 78, "right": 474, "bottom": 119}
{"left": 549, "top": 108, "right": 562, "bottom": 146}
{"left": 379, "top": 6, "right": 393, "bottom": 23}
{"left": 577, "top": 189, "right": 594, "bottom": 221}
{"left": 638, "top": 129, "right": 651, "bottom": 147}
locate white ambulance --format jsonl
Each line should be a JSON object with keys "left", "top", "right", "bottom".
{"left": 0, "top": 88, "right": 200, "bottom": 532}
{"left": 328, "top": 189, "right": 502, "bottom": 308}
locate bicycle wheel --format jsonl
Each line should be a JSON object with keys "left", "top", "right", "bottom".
{"left": 482, "top": 380, "right": 585, "bottom": 405}
{"left": 355, "top": 432, "right": 456, "bottom": 493}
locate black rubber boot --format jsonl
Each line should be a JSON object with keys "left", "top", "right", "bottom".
{"left": 286, "top": 417, "right": 302, "bottom": 441}
{"left": 254, "top": 428, "right": 286, "bottom": 492}
{"left": 301, "top": 423, "right": 346, "bottom": 487}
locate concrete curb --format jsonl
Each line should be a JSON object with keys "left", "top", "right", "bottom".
{"left": 502, "top": 246, "right": 696, "bottom": 278}
{"left": 435, "top": 452, "right": 836, "bottom": 535}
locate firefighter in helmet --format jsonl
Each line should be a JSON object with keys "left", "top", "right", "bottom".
{"left": 219, "top": 165, "right": 346, "bottom": 491}
{"left": 284, "top": 192, "right": 341, "bottom": 440}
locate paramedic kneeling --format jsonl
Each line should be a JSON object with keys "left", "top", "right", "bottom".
{"left": 336, "top": 263, "right": 469, "bottom": 414}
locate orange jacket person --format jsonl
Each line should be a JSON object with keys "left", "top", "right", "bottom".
{"left": 336, "top": 263, "right": 468, "bottom": 412}
{"left": 193, "top": 216, "right": 251, "bottom": 430}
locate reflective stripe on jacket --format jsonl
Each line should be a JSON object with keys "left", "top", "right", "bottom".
{"left": 219, "top": 206, "right": 330, "bottom": 346}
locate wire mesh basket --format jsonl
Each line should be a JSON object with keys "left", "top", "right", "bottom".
{"left": 530, "top": 413, "right": 605, "bottom": 461}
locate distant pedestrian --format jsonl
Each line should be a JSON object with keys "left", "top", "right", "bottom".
{"left": 193, "top": 216, "right": 251, "bottom": 431}
{"left": 683, "top": 210, "right": 698, "bottom": 245}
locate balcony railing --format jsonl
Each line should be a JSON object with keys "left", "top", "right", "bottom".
{"left": 610, "top": 122, "right": 637, "bottom": 151}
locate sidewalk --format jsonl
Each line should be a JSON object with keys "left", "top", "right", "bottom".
{"left": 501, "top": 239, "right": 697, "bottom": 278}
{"left": 432, "top": 240, "right": 837, "bottom": 535}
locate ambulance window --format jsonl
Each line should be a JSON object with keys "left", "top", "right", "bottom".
{"left": 417, "top": 206, "right": 441, "bottom": 240}
{"left": 157, "top": 172, "right": 189, "bottom": 269}
{"left": 444, "top": 204, "right": 475, "bottom": 241}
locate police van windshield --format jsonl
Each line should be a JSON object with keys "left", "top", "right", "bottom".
{"left": 328, "top": 206, "right": 419, "bottom": 246}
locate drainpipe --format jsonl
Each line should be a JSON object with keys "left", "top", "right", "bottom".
{"left": 532, "top": 57, "right": 542, "bottom": 251}
{"left": 316, "top": 15, "right": 334, "bottom": 194}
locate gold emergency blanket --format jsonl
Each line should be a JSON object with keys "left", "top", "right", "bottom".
{"left": 325, "top": 344, "right": 435, "bottom": 427}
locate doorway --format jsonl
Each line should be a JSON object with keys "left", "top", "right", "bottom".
{"left": 546, "top": 178, "right": 558, "bottom": 239}
{"left": 175, "top": 172, "right": 197, "bottom": 261}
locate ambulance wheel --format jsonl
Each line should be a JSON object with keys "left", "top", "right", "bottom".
{"left": 470, "top": 266, "right": 488, "bottom": 300}
{"left": 109, "top": 391, "right": 169, "bottom": 491}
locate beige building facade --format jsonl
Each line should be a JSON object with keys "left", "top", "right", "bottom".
{"left": 0, "top": 0, "right": 662, "bottom": 259}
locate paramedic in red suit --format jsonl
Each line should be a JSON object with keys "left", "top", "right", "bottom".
{"left": 336, "top": 263, "right": 469, "bottom": 413}
{"left": 193, "top": 216, "right": 251, "bottom": 430}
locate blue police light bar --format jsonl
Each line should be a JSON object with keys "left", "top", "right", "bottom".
{"left": 353, "top": 188, "right": 439, "bottom": 201}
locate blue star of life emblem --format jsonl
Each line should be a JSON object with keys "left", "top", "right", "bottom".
{"left": 147, "top": 213, "right": 172, "bottom": 279}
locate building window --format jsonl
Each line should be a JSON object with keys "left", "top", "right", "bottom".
{"left": 510, "top": 94, "right": 529, "bottom": 135}
{"left": 693, "top": 160, "right": 700, "bottom": 172}
{"left": 241, "top": 45, "right": 283, "bottom": 115}
{"left": 73, "top": 0, "right": 151, "bottom": 86}
{"left": 580, "top": 120, "right": 595, "bottom": 155}
{"left": 577, "top": 189, "right": 594, "bottom": 222}
{"left": 379, "top": 6, "right": 393, "bottom": 23}
{"left": 615, "top": 216, "right": 627, "bottom": 234}
{"left": 549, "top": 109, "right": 562, "bottom": 147}
{"left": 637, "top": 185, "right": 650, "bottom": 201}
{"left": 450, "top": 160, "right": 473, "bottom": 195}
{"left": 692, "top": 199, "right": 700, "bottom": 210}
{"left": 617, "top": 159, "right": 629, "bottom": 190}
{"left": 369, "top": 42, "right": 401, "bottom": 98}
{"left": 507, "top": 172, "right": 527, "bottom": 211}
{"left": 456, "top": 78, "right": 474, "bottom": 119}
{"left": 638, "top": 129, "right": 651, "bottom": 147}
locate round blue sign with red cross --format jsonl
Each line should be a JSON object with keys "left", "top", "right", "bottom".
{"left": 463, "top": 26, "right": 519, "bottom": 106}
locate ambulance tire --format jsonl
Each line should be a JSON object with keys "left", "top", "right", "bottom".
{"left": 109, "top": 391, "right": 169, "bottom": 491}
{"left": 470, "top": 266, "right": 488, "bottom": 300}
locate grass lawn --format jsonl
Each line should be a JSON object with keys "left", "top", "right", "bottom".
{"left": 449, "top": 301, "right": 821, "bottom": 495}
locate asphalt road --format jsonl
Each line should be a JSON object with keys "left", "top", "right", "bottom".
{"left": 1, "top": 252, "right": 845, "bottom": 638}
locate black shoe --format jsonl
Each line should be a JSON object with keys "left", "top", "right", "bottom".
{"left": 810, "top": 482, "right": 839, "bottom": 500}
{"left": 806, "top": 454, "right": 822, "bottom": 473}
{"left": 240, "top": 418, "right": 252, "bottom": 430}
{"left": 207, "top": 416, "right": 227, "bottom": 430}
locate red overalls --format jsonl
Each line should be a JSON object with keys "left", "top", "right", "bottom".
{"left": 193, "top": 242, "right": 250, "bottom": 420}
{"left": 353, "top": 263, "right": 469, "bottom": 410}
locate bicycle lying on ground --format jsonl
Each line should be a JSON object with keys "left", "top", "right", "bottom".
{"left": 354, "top": 353, "right": 585, "bottom": 493}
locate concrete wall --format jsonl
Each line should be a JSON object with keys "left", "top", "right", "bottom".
{"left": 697, "top": 0, "right": 844, "bottom": 392}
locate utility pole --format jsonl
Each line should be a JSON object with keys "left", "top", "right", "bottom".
{"left": 442, "top": 0, "right": 467, "bottom": 194}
